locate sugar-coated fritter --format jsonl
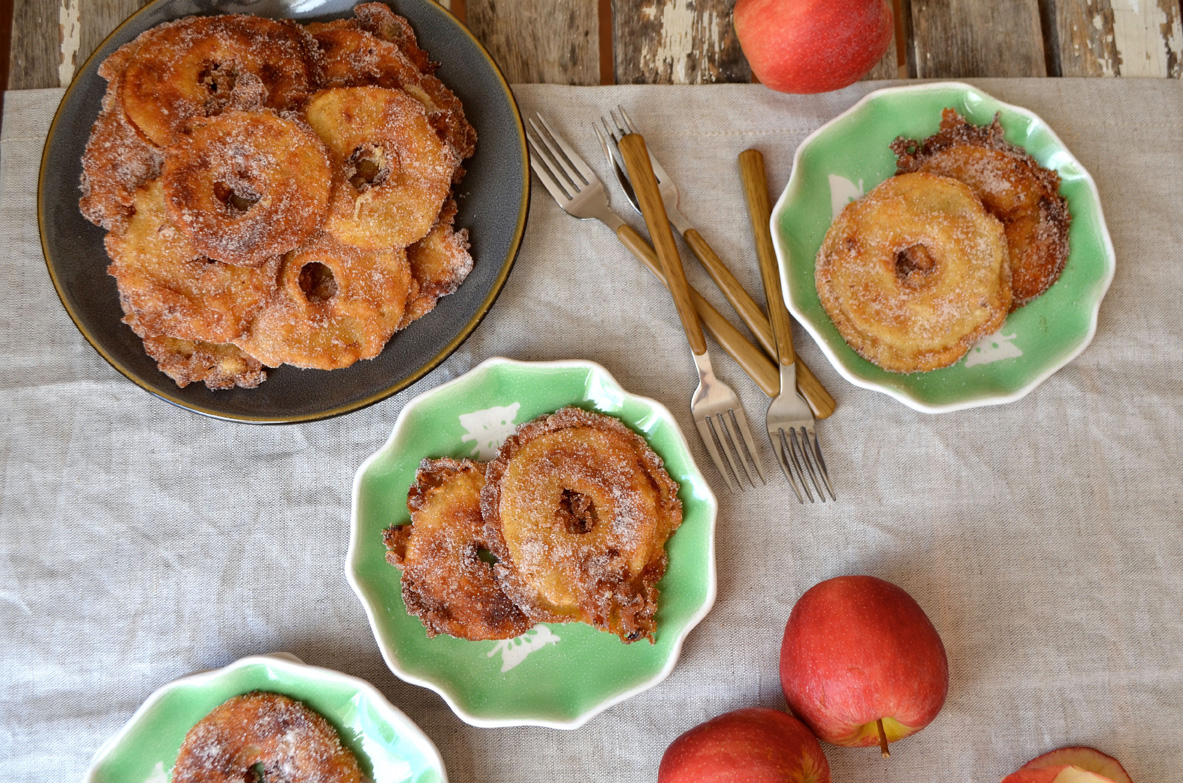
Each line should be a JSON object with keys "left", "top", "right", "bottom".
{"left": 172, "top": 692, "right": 363, "bottom": 783}
{"left": 119, "top": 15, "right": 321, "bottom": 146}
{"left": 161, "top": 110, "right": 332, "bottom": 267}
{"left": 305, "top": 86, "right": 459, "bottom": 250}
{"left": 481, "top": 407, "right": 683, "bottom": 644}
{"left": 399, "top": 199, "right": 473, "bottom": 328}
{"left": 107, "top": 181, "right": 280, "bottom": 344}
{"left": 892, "top": 109, "right": 1071, "bottom": 309}
{"left": 384, "top": 458, "right": 534, "bottom": 641}
{"left": 234, "top": 231, "right": 411, "bottom": 370}
{"left": 815, "top": 172, "right": 1012, "bottom": 373}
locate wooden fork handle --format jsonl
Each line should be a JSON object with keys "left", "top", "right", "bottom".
{"left": 617, "top": 224, "right": 777, "bottom": 396}
{"left": 682, "top": 227, "right": 773, "bottom": 356}
{"left": 619, "top": 133, "right": 707, "bottom": 356}
{"left": 681, "top": 226, "right": 837, "bottom": 418}
{"left": 739, "top": 149, "right": 797, "bottom": 368}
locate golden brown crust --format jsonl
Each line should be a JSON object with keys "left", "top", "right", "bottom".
{"left": 354, "top": 2, "right": 434, "bottom": 74}
{"left": 80, "top": 7, "right": 476, "bottom": 390}
{"left": 80, "top": 53, "right": 162, "bottom": 232}
{"left": 171, "top": 692, "right": 363, "bottom": 783}
{"left": 305, "top": 86, "right": 458, "bottom": 250}
{"left": 384, "top": 458, "right": 533, "bottom": 640}
{"left": 398, "top": 199, "right": 473, "bottom": 328}
{"left": 481, "top": 407, "right": 683, "bottom": 644}
{"left": 234, "top": 231, "right": 411, "bottom": 370}
{"left": 310, "top": 7, "right": 476, "bottom": 162}
{"left": 161, "top": 110, "right": 332, "bottom": 267}
{"left": 107, "top": 181, "right": 280, "bottom": 344}
{"left": 119, "top": 15, "right": 321, "bottom": 146}
{"left": 892, "top": 109, "right": 1071, "bottom": 309}
{"left": 815, "top": 172, "right": 1012, "bottom": 373}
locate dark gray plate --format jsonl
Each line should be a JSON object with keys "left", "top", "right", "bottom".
{"left": 39, "top": 0, "right": 529, "bottom": 423}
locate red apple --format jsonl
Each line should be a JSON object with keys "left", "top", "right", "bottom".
{"left": 658, "top": 707, "right": 831, "bottom": 783}
{"left": 779, "top": 575, "right": 948, "bottom": 752}
{"left": 733, "top": 0, "right": 893, "bottom": 94}
{"left": 1002, "top": 766, "right": 1123, "bottom": 783}
{"left": 1019, "top": 748, "right": 1132, "bottom": 783}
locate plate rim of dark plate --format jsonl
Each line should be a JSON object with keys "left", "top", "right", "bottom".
{"left": 38, "top": 0, "right": 530, "bottom": 424}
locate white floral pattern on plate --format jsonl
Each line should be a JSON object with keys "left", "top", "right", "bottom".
{"left": 487, "top": 626, "right": 561, "bottom": 673}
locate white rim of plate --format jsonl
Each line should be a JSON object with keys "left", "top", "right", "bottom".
{"left": 346, "top": 356, "right": 719, "bottom": 729}
{"left": 85, "top": 653, "right": 449, "bottom": 782}
{"left": 770, "top": 80, "right": 1117, "bottom": 413}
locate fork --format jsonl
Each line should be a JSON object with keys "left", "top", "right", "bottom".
{"left": 524, "top": 114, "right": 785, "bottom": 403}
{"left": 739, "top": 149, "right": 835, "bottom": 503}
{"left": 593, "top": 114, "right": 837, "bottom": 421}
{"left": 605, "top": 114, "right": 766, "bottom": 492}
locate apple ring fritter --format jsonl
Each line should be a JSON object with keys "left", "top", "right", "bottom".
{"left": 161, "top": 110, "right": 332, "bottom": 267}
{"left": 815, "top": 172, "right": 1012, "bottom": 374}
{"left": 80, "top": 45, "right": 162, "bottom": 232}
{"left": 305, "top": 87, "right": 459, "bottom": 250}
{"left": 399, "top": 199, "right": 473, "bottom": 328}
{"left": 892, "top": 109, "right": 1071, "bottom": 309}
{"left": 353, "top": 2, "right": 433, "bottom": 73}
{"left": 123, "top": 312, "right": 267, "bottom": 390}
{"left": 384, "top": 458, "right": 533, "bottom": 641}
{"left": 172, "top": 691, "right": 363, "bottom": 783}
{"left": 235, "top": 231, "right": 411, "bottom": 370}
{"left": 142, "top": 336, "right": 267, "bottom": 390}
{"left": 119, "top": 15, "right": 320, "bottom": 147}
{"left": 482, "top": 407, "right": 683, "bottom": 644}
{"left": 309, "top": 7, "right": 476, "bottom": 161}
{"left": 107, "top": 181, "right": 280, "bottom": 344}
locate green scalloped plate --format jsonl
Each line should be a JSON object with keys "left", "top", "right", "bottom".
{"left": 772, "top": 82, "right": 1115, "bottom": 412}
{"left": 347, "top": 358, "right": 718, "bottom": 728}
{"left": 86, "top": 653, "right": 447, "bottom": 783}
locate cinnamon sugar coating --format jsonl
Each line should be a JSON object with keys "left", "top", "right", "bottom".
{"left": 384, "top": 458, "right": 533, "bottom": 640}
{"left": 80, "top": 45, "right": 162, "bottom": 232}
{"left": 305, "top": 86, "right": 459, "bottom": 250}
{"left": 234, "top": 231, "right": 411, "bottom": 370}
{"left": 171, "top": 691, "right": 363, "bottom": 783}
{"left": 481, "top": 408, "right": 683, "bottom": 644}
{"left": 399, "top": 199, "right": 474, "bottom": 328}
{"left": 161, "top": 110, "right": 332, "bottom": 267}
{"left": 119, "top": 15, "right": 321, "bottom": 146}
{"left": 892, "top": 109, "right": 1071, "bottom": 309}
{"left": 309, "top": 4, "right": 476, "bottom": 162}
{"left": 79, "top": 5, "right": 477, "bottom": 390}
{"left": 107, "top": 181, "right": 280, "bottom": 344}
{"left": 815, "top": 173, "right": 1012, "bottom": 373}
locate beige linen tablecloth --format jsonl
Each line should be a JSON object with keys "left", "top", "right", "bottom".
{"left": 2, "top": 79, "right": 1181, "bottom": 782}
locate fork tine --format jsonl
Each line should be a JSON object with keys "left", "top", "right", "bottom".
{"left": 534, "top": 114, "right": 596, "bottom": 184}
{"left": 527, "top": 121, "right": 581, "bottom": 193}
{"left": 594, "top": 122, "right": 625, "bottom": 178}
{"left": 615, "top": 105, "right": 670, "bottom": 183}
{"left": 618, "top": 105, "right": 640, "bottom": 134}
{"left": 804, "top": 430, "right": 836, "bottom": 501}
{"left": 712, "top": 413, "right": 749, "bottom": 489}
{"left": 792, "top": 428, "right": 826, "bottom": 502}
{"left": 609, "top": 107, "right": 628, "bottom": 139}
{"left": 775, "top": 429, "right": 805, "bottom": 503}
{"left": 527, "top": 149, "right": 574, "bottom": 203}
{"left": 724, "top": 409, "right": 760, "bottom": 487}
{"left": 727, "top": 407, "right": 766, "bottom": 485}
{"left": 786, "top": 429, "right": 817, "bottom": 503}
{"left": 695, "top": 417, "right": 738, "bottom": 494}
{"left": 809, "top": 435, "right": 837, "bottom": 503}
{"left": 596, "top": 123, "right": 640, "bottom": 211}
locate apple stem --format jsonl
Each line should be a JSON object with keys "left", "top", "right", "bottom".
{"left": 876, "top": 719, "right": 890, "bottom": 758}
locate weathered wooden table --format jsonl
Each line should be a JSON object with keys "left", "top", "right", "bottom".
{"left": 4, "top": 0, "right": 1181, "bottom": 92}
